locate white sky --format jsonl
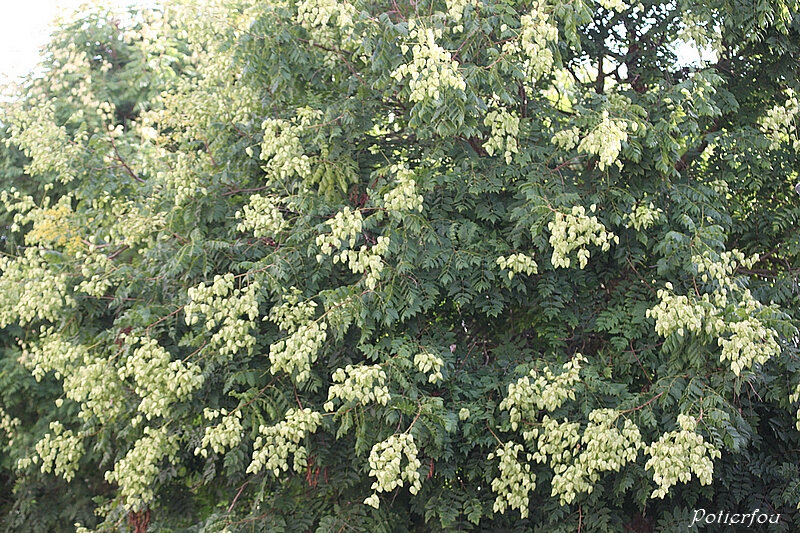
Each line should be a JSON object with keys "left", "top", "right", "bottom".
{"left": 0, "top": 0, "right": 151, "bottom": 84}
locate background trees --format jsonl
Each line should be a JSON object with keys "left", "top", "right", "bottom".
{"left": 0, "top": 0, "right": 799, "bottom": 531}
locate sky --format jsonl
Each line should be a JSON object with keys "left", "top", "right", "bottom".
{"left": 0, "top": 0, "right": 152, "bottom": 84}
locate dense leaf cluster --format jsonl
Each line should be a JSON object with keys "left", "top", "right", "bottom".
{"left": 0, "top": 1, "right": 799, "bottom": 532}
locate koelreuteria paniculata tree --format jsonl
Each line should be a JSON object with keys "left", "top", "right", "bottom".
{"left": 1, "top": 0, "right": 799, "bottom": 531}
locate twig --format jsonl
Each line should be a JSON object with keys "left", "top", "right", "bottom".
{"left": 625, "top": 256, "right": 660, "bottom": 299}
{"left": 628, "top": 339, "right": 653, "bottom": 384}
{"left": 110, "top": 137, "right": 145, "bottom": 183}
{"left": 294, "top": 383, "right": 304, "bottom": 409}
{"left": 235, "top": 378, "right": 278, "bottom": 413}
{"left": 227, "top": 481, "right": 250, "bottom": 513}
{"left": 405, "top": 401, "right": 423, "bottom": 433}
{"left": 487, "top": 423, "right": 504, "bottom": 446}
{"left": 204, "top": 140, "right": 219, "bottom": 167}
{"left": 389, "top": 0, "right": 406, "bottom": 21}
{"left": 145, "top": 306, "right": 184, "bottom": 336}
{"left": 108, "top": 245, "right": 129, "bottom": 260}
{"left": 182, "top": 340, "right": 208, "bottom": 362}
{"left": 619, "top": 391, "right": 665, "bottom": 414}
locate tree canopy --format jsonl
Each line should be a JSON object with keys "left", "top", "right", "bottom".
{"left": 1, "top": 0, "right": 799, "bottom": 531}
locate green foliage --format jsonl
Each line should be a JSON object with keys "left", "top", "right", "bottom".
{"left": 1, "top": 0, "right": 799, "bottom": 531}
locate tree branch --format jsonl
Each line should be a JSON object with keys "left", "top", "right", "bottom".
{"left": 110, "top": 137, "right": 144, "bottom": 183}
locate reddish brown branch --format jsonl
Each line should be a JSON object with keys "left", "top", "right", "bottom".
{"left": 227, "top": 481, "right": 250, "bottom": 513}
{"left": 127, "top": 509, "right": 151, "bottom": 533}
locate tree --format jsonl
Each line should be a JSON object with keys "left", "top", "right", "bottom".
{"left": 1, "top": 0, "right": 799, "bottom": 531}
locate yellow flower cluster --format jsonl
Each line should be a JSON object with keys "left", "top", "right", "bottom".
{"left": 383, "top": 165, "right": 424, "bottom": 215}
{"left": 0, "top": 189, "right": 86, "bottom": 258}
{"left": 414, "top": 351, "right": 444, "bottom": 383}
{"left": 119, "top": 338, "right": 204, "bottom": 420}
{"left": 23, "top": 198, "right": 82, "bottom": 252}
{"left": 549, "top": 409, "right": 643, "bottom": 505}
{"left": 235, "top": 194, "right": 287, "bottom": 238}
{"left": 496, "top": 253, "right": 538, "bottom": 280}
{"left": 30, "top": 422, "right": 84, "bottom": 483}
{"left": 185, "top": 274, "right": 260, "bottom": 358}
{"left": 484, "top": 109, "right": 520, "bottom": 164}
{"left": 624, "top": 202, "right": 664, "bottom": 231}
{"left": 515, "top": 3, "right": 558, "bottom": 80}
{"left": 760, "top": 91, "right": 799, "bottom": 150}
{"left": 499, "top": 355, "right": 585, "bottom": 431}
{"left": 269, "top": 321, "right": 328, "bottom": 383}
{"left": 548, "top": 205, "right": 618, "bottom": 269}
{"left": 577, "top": 111, "right": 631, "bottom": 170}
{"left": 488, "top": 442, "right": 536, "bottom": 518}
{"left": 0, "top": 248, "right": 75, "bottom": 327}
{"left": 324, "top": 364, "right": 390, "bottom": 411}
{"left": 195, "top": 408, "right": 244, "bottom": 457}
{"left": 645, "top": 414, "right": 720, "bottom": 498}
{"left": 268, "top": 287, "right": 318, "bottom": 333}
{"left": 391, "top": 22, "right": 466, "bottom": 103}
{"left": 365, "top": 433, "right": 422, "bottom": 508}
{"left": 247, "top": 408, "right": 322, "bottom": 476}
{"left": 104, "top": 425, "right": 179, "bottom": 510}
{"left": 260, "top": 118, "right": 312, "bottom": 181}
